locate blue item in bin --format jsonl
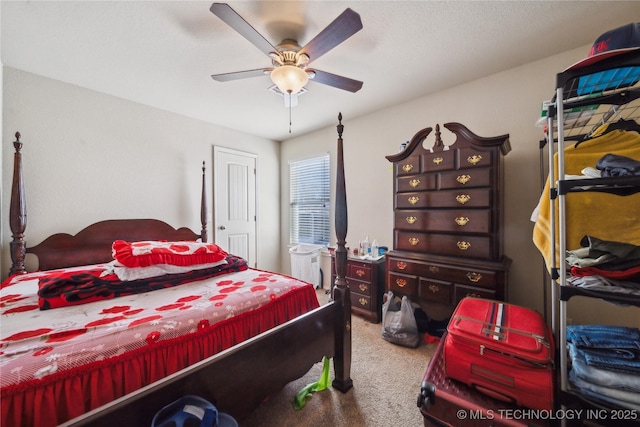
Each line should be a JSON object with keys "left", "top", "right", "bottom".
{"left": 577, "top": 67, "right": 640, "bottom": 95}
{"left": 151, "top": 395, "right": 238, "bottom": 427}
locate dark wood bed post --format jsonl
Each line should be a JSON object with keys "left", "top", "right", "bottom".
{"left": 9, "top": 132, "right": 27, "bottom": 276}
{"left": 332, "top": 113, "right": 353, "bottom": 392}
{"left": 200, "top": 161, "right": 208, "bottom": 242}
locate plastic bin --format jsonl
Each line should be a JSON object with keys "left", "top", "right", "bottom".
{"left": 289, "top": 244, "right": 323, "bottom": 288}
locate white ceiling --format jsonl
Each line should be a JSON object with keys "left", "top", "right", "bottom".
{"left": 2, "top": 1, "right": 640, "bottom": 141}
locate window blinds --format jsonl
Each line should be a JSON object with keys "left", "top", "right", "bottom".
{"left": 289, "top": 154, "right": 330, "bottom": 246}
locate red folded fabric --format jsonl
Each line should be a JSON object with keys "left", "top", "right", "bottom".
{"left": 570, "top": 264, "right": 640, "bottom": 280}
{"left": 423, "top": 333, "right": 440, "bottom": 345}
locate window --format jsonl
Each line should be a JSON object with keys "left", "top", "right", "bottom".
{"left": 289, "top": 154, "right": 330, "bottom": 246}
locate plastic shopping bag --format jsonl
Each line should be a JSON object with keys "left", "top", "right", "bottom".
{"left": 381, "top": 291, "right": 420, "bottom": 348}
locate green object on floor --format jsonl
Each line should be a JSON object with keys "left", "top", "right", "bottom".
{"left": 293, "top": 356, "right": 331, "bottom": 410}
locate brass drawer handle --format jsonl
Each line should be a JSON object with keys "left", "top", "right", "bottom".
{"left": 428, "top": 284, "right": 439, "bottom": 293}
{"left": 455, "top": 216, "right": 469, "bottom": 226}
{"left": 409, "top": 179, "right": 421, "bottom": 188}
{"left": 356, "top": 269, "right": 365, "bottom": 277}
{"left": 396, "top": 261, "right": 407, "bottom": 270}
{"left": 359, "top": 297, "right": 367, "bottom": 306}
{"left": 433, "top": 157, "right": 443, "bottom": 165}
{"left": 428, "top": 265, "right": 439, "bottom": 274}
{"left": 402, "top": 164, "right": 414, "bottom": 172}
{"left": 406, "top": 216, "right": 417, "bottom": 224}
{"left": 409, "top": 237, "right": 420, "bottom": 246}
{"left": 467, "top": 154, "right": 482, "bottom": 165}
{"left": 408, "top": 196, "right": 419, "bottom": 205}
{"left": 456, "top": 194, "right": 471, "bottom": 204}
{"left": 466, "top": 272, "right": 482, "bottom": 283}
{"left": 457, "top": 241, "right": 471, "bottom": 250}
{"left": 456, "top": 174, "right": 471, "bottom": 184}
{"left": 466, "top": 292, "right": 482, "bottom": 298}
{"left": 359, "top": 283, "right": 368, "bottom": 292}
{"left": 396, "top": 278, "right": 407, "bottom": 287}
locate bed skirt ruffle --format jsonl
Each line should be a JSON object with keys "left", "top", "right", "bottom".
{"left": 1, "top": 285, "right": 319, "bottom": 427}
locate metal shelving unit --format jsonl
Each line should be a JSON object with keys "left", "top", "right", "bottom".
{"left": 544, "top": 49, "right": 640, "bottom": 427}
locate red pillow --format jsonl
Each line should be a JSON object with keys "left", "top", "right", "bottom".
{"left": 112, "top": 240, "right": 228, "bottom": 268}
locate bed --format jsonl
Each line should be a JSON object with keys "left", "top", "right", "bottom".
{"left": 2, "top": 114, "right": 353, "bottom": 427}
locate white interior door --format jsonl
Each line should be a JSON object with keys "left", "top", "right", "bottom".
{"left": 213, "top": 147, "right": 257, "bottom": 267}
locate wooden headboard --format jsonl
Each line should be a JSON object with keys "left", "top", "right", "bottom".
{"left": 8, "top": 132, "right": 208, "bottom": 275}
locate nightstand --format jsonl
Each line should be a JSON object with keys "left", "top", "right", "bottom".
{"left": 331, "top": 255, "right": 386, "bottom": 323}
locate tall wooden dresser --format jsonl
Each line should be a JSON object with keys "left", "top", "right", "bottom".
{"left": 385, "top": 123, "right": 512, "bottom": 319}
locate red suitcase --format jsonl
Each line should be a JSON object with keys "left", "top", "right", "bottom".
{"left": 418, "top": 332, "right": 550, "bottom": 427}
{"left": 444, "top": 298, "right": 554, "bottom": 411}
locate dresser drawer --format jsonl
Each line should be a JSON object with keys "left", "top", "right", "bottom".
{"left": 422, "top": 264, "right": 497, "bottom": 290}
{"left": 395, "top": 188, "right": 491, "bottom": 209}
{"left": 387, "top": 257, "right": 416, "bottom": 274}
{"left": 394, "top": 209, "right": 491, "bottom": 233}
{"left": 395, "top": 155, "right": 421, "bottom": 176}
{"left": 349, "top": 279, "right": 372, "bottom": 297}
{"left": 387, "top": 257, "right": 498, "bottom": 290}
{"left": 418, "top": 278, "right": 452, "bottom": 304}
{"left": 454, "top": 284, "right": 496, "bottom": 304}
{"left": 421, "top": 149, "right": 456, "bottom": 172}
{"left": 350, "top": 292, "right": 372, "bottom": 311}
{"left": 395, "top": 230, "right": 493, "bottom": 259}
{"left": 388, "top": 272, "right": 418, "bottom": 296}
{"left": 396, "top": 173, "right": 437, "bottom": 192}
{"left": 458, "top": 147, "right": 493, "bottom": 169}
{"left": 439, "top": 167, "right": 492, "bottom": 189}
{"left": 347, "top": 262, "right": 371, "bottom": 281}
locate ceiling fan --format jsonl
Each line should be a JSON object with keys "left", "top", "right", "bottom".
{"left": 209, "top": 3, "right": 364, "bottom": 101}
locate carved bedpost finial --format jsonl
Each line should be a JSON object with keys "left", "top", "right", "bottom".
{"left": 14, "top": 132, "right": 22, "bottom": 151}
{"left": 337, "top": 112, "right": 343, "bottom": 138}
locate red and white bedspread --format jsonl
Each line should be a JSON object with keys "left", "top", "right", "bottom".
{"left": 0, "top": 264, "right": 320, "bottom": 427}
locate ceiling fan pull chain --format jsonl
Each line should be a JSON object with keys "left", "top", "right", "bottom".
{"left": 289, "top": 92, "right": 293, "bottom": 133}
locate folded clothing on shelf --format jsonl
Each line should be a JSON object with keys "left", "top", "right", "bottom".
{"left": 566, "top": 324, "right": 640, "bottom": 410}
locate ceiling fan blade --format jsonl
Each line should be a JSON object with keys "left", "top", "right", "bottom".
{"left": 298, "top": 8, "right": 363, "bottom": 63}
{"left": 210, "top": 3, "right": 277, "bottom": 57}
{"left": 211, "top": 68, "right": 271, "bottom": 82}
{"left": 308, "top": 69, "right": 363, "bottom": 93}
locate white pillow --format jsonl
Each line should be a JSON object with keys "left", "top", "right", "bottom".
{"left": 104, "top": 259, "right": 228, "bottom": 281}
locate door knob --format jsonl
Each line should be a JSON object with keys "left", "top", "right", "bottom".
{"left": 218, "top": 225, "right": 226, "bottom": 230}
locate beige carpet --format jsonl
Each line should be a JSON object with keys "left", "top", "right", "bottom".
{"left": 239, "top": 290, "right": 437, "bottom": 427}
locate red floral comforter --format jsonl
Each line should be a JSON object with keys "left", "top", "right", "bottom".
{"left": 0, "top": 264, "right": 318, "bottom": 391}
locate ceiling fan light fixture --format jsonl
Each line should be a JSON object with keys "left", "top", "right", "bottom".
{"left": 270, "top": 65, "right": 309, "bottom": 94}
